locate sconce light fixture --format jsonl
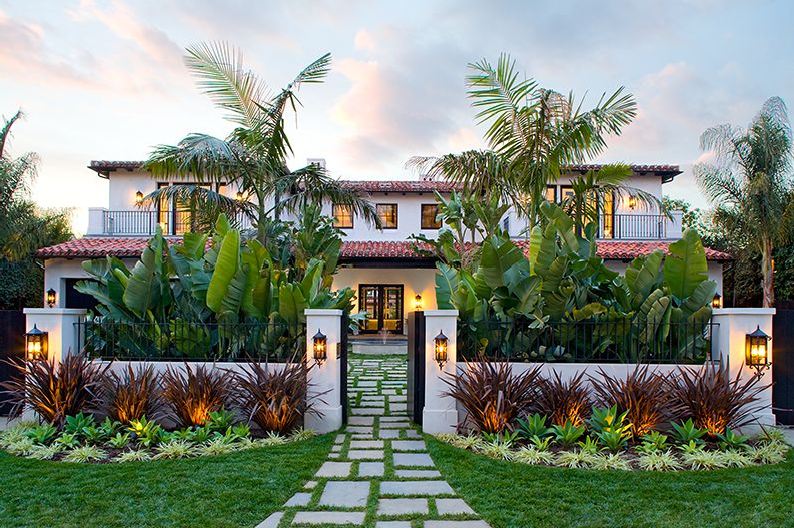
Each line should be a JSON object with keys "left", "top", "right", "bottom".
{"left": 25, "top": 325, "right": 48, "bottom": 361}
{"left": 236, "top": 191, "right": 244, "bottom": 202}
{"left": 628, "top": 195, "right": 637, "bottom": 210}
{"left": 745, "top": 325, "right": 771, "bottom": 378}
{"left": 415, "top": 294, "right": 423, "bottom": 311}
{"left": 711, "top": 293, "right": 722, "bottom": 309}
{"left": 46, "top": 288, "right": 56, "bottom": 308}
{"left": 135, "top": 190, "right": 144, "bottom": 205}
{"left": 312, "top": 329, "right": 327, "bottom": 366}
{"left": 434, "top": 331, "right": 448, "bottom": 369}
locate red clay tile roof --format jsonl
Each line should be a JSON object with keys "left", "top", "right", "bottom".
{"left": 88, "top": 161, "right": 682, "bottom": 183}
{"left": 37, "top": 237, "right": 731, "bottom": 261}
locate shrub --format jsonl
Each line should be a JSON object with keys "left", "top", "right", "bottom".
{"left": 551, "top": 421, "right": 586, "bottom": 448}
{"left": 637, "top": 450, "right": 682, "bottom": 471}
{"left": 101, "top": 364, "right": 164, "bottom": 424}
{"left": 233, "top": 361, "right": 315, "bottom": 435}
{"left": 162, "top": 364, "right": 232, "bottom": 427}
{"left": 0, "top": 355, "right": 109, "bottom": 428}
{"left": 512, "top": 446, "right": 554, "bottom": 465}
{"left": 114, "top": 449, "right": 152, "bottom": 463}
{"left": 63, "top": 445, "right": 107, "bottom": 463}
{"left": 590, "top": 365, "right": 675, "bottom": 438}
{"left": 668, "top": 361, "right": 768, "bottom": 436}
{"left": 670, "top": 419, "right": 707, "bottom": 445}
{"left": 154, "top": 439, "right": 195, "bottom": 460}
{"left": 515, "top": 413, "right": 553, "bottom": 440}
{"left": 589, "top": 453, "right": 631, "bottom": 470}
{"left": 536, "top": 370, "right": 591, "bottom": 426}
{"left": 555, "top": 449, "right": 595, "bottom": 468}
{"left": 589, "top": 405, "right": 631, "bottom": 452}
{"left": 442, "top": 359, "right": 542, "bottom": 434}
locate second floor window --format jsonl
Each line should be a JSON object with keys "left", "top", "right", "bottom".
{"left": 333, "top": 204, "right": 354, "bottom": 229}
{"left": 421, "top": 204, "right": 442, "bottom": 229}
{"left": 377, "top": 204, "right": 398, "bottom": 229}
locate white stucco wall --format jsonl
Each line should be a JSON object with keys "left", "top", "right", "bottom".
{"left": 332, "top": 267, "right": 439, "bottom": 319}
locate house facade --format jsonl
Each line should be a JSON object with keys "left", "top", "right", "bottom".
{"left": 36, "top": 160, "right": 730, "bottom": 335}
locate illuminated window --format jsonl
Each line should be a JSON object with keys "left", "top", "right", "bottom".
{"left": 333, "top": 204, "right": 354, "bottom": 229}
{"left": 602, "top": 191, "right": 615, "bottom": 239}
{"left": 377, "top": 204, "right": 398, "bottom": 229}
{"left": 545, "top": 185, "right": 557, "bottom": 202}
{"left": 421, "top": 204, "right": 441, "bottom": 229}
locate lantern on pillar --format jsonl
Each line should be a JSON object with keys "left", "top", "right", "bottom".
{"left": 46, "top": 288, "right": 56, "bottom": 308}
{"left": 312, "top": 329, "right": 327, "bottom": 366}
{"left": 434, "top": 331, "right": 448, "bottom": 368}
{"left": 414, "top": 294, "right": 423, "bottom": 311}
{"left": 25, "top": 325, "right": 48, "bottom": 361}
{"left": 745, "top": 326, "right": 771, "bottom": 378}
{"left": 711, "top": 293, "right": 722, "bottom": 309}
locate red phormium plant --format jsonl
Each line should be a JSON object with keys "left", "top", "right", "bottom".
{"left": 441, "top": 357, "right": 543, "bottom": 434}
{"left": 0, "top": 354, "right": 109, "bottom": 428}
{"left": 668, "top": 361, "right": 769, "bottom": 437}
{"left": 101, "top": 364, "right": 164, "bottom": 424}
{"left": 233, "top": 361, "right": 318, "bottom": 434}
{"left": 161, "top": 363, "right": 232, "bottom": 428}
{"left": 536, "top": 370, "right": 591, "bottom": 427}
{"left": 590, "top": 365, "right": 678, "bottom": 438}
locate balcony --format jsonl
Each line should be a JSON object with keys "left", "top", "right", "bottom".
{"left": 87, "top": 208, "right": 254, "bottom": 236}
{"left": 598, "top": 212, "right": 683, "bottom": 240}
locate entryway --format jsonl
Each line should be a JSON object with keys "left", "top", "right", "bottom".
{"left": 358, "top": 284, "right": 404, "bottom": 334}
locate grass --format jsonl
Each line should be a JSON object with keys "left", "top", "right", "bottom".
{"left": 0, "top": 434, "right": 333, "bottom": 528}
{"left": 427, "top": 436, "right": 794, "bottom": 528}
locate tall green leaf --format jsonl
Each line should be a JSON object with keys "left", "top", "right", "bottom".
{"left": 663, "top": 229, "right": 709, "bottom": 300}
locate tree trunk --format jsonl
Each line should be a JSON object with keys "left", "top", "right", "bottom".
{"left": 760, "top": 238, "right": 775, "bottom": 308}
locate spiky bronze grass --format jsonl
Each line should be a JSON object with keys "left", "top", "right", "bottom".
{"left": 0, "top": 355, "right": 109, "bottom": 428}
{"left": 536, "top": 370, "right": 591, "bottom": 426}
{"left": 590, "top": 365, "right": 677, "bottom": 438}
{"left": 668, "top": 361, "right": 768, "bottom": 437}
{"left": 442, "top": 357, "right": 542, "bottom": 434}
{"left": 233, "top": 361, "right": 317, "bottom": 434}
{"left": 161, "top": 363, "right": 231, "bottom": 427}
{"left": 101, "top": 364, "right": 164, "bottom": 424}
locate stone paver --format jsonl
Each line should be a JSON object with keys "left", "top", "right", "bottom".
{"left": 254, "top": 354, "right": 489, "bottom": 527}
{"left": 377, "top": 498, "right": 429, "bottom": 515}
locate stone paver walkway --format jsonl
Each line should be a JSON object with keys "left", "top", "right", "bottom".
{"left": 256, "top": 354, "right": 489, "bottom": 528}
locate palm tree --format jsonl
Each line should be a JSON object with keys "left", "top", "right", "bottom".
{"left": 695, "top": 96, "right": 794, "bottom": 307}
{"left": 143, "top": 42, "right": 379, "bottom": 244}
{"left": 409, "top": 53, "right": 637, "bottom": 228}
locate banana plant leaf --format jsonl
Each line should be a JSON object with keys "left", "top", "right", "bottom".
{"left": 663, "top": 228, "right": 709, "bottom": 300}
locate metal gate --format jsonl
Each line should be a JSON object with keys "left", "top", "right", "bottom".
{"left": 0, "top": 310, "right": 25, "bottom": 416}
{"left": 339, "top": 311, "right": 349, "bottom": 426}
{"left": 773, "top": 309, "right": 794, "bottom": 425}
{"left": 407, "top": 311, "right": 426, "bottom": 425}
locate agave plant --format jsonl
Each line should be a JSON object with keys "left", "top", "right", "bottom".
{"left": 162, "top": 364, "right": 232, "bottom": 428}
{"left": 442, "top": 359, "right": 542, "bottom": 434}
{"left": 0, "top": 355, "right": 109, "bottom": 428}
{"left": 668, "top": 362, "right": 768, "bottom": 437}
{"left": 233, "top": 361, "right": 316, "bottom": 435}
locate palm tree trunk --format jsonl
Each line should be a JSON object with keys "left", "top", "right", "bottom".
{"left": 256, "top": 193, "right": 267, "bottom": 245}
{"left": 760, "top": 238, "right": 775, "bottom": 308}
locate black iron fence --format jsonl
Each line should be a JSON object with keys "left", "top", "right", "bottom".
{"left": 457, "top": 317, "right": 718, "bottom": 364}
{"left": 75, "top": 319, "right": 305, "bottom": 362}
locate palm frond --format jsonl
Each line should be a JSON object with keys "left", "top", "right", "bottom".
{"left": 0, "top": 109, "right": 24, "bottom": 158}
{"left": 143, "top": 133, "right": 248, "bottom": 184}
{"left": 140, "top": 184, "right": 253, "bottom": 225}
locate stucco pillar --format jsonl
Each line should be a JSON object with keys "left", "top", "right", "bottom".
{"left": 23, "top": 308, "right": 87, "bottom": 363}
{"left": 304, "top": 309, "right": 343, "bottom": 433}
{"left": 422, "top": 309, "right": 459, "bottom": 434}
{"left": 712, "top": 308, "right": 776, "bottom": 426}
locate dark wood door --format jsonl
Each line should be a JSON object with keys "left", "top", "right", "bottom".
{"left": 358, "top": 284, "right": 403, "bottom": 334}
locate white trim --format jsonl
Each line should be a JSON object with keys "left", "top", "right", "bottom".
{"left": 423, "top": 309, "right": 459, "bottom": 317}
{"left": 24, "top": 308, "right": 87, "bottom": 315}
{"left": 304, "top": 309, "right": 343, "bottom": 316}
{"left": 713, "top": 308, "right": 776, "bottom": 316}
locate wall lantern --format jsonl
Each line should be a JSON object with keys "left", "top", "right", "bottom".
{"left": 628, "top": 195, "right": 637, "bottom": 210}
{"left": 312, "top": 329, "right": 327, "bottom": 366}
{"left": 415, "top": 294, "right": 423, "bottom": 311}
{"left": 25, "top": 324, "right": 48, "bottom": 361}
{"left": 46, "top": 288, "right": 56, "bottom": 308}
{"left": 236, "top": 191, "right": 244, "bottom": 202}
{"left": 745, "top": 325, "right": 771, "bottom": 378}
{"left": 434, "top": 331, "right": 448, "bottom": 369}
{"left": 135, "top": 190, "right": 144, "bottom": 205}
{"left": 711, "top": 293, "right": 722, "bottom": 309}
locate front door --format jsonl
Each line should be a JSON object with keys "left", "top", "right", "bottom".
{"left": 359, "top": 284, "right": 404, "bottom": 334}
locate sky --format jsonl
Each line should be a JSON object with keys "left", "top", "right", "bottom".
{"left": 1, "top": 0, "right": 793, "bottom": 234}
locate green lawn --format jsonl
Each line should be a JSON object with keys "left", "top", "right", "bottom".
{"left": 0, "top": 434, "right": 332, "bottom": 528}
{"left": 427, "top": 436, "right": 794, "bottom": 528}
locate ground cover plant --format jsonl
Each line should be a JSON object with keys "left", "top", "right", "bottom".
{"left": 0, "top": 433, "right": 332, "bottom": 528}
{"left": 439, "top": 358, "right": 780, "bottom": 472}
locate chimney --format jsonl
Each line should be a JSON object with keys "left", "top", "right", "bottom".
{"left": 307, "top": 158, "right": 326, "bottom": 170}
